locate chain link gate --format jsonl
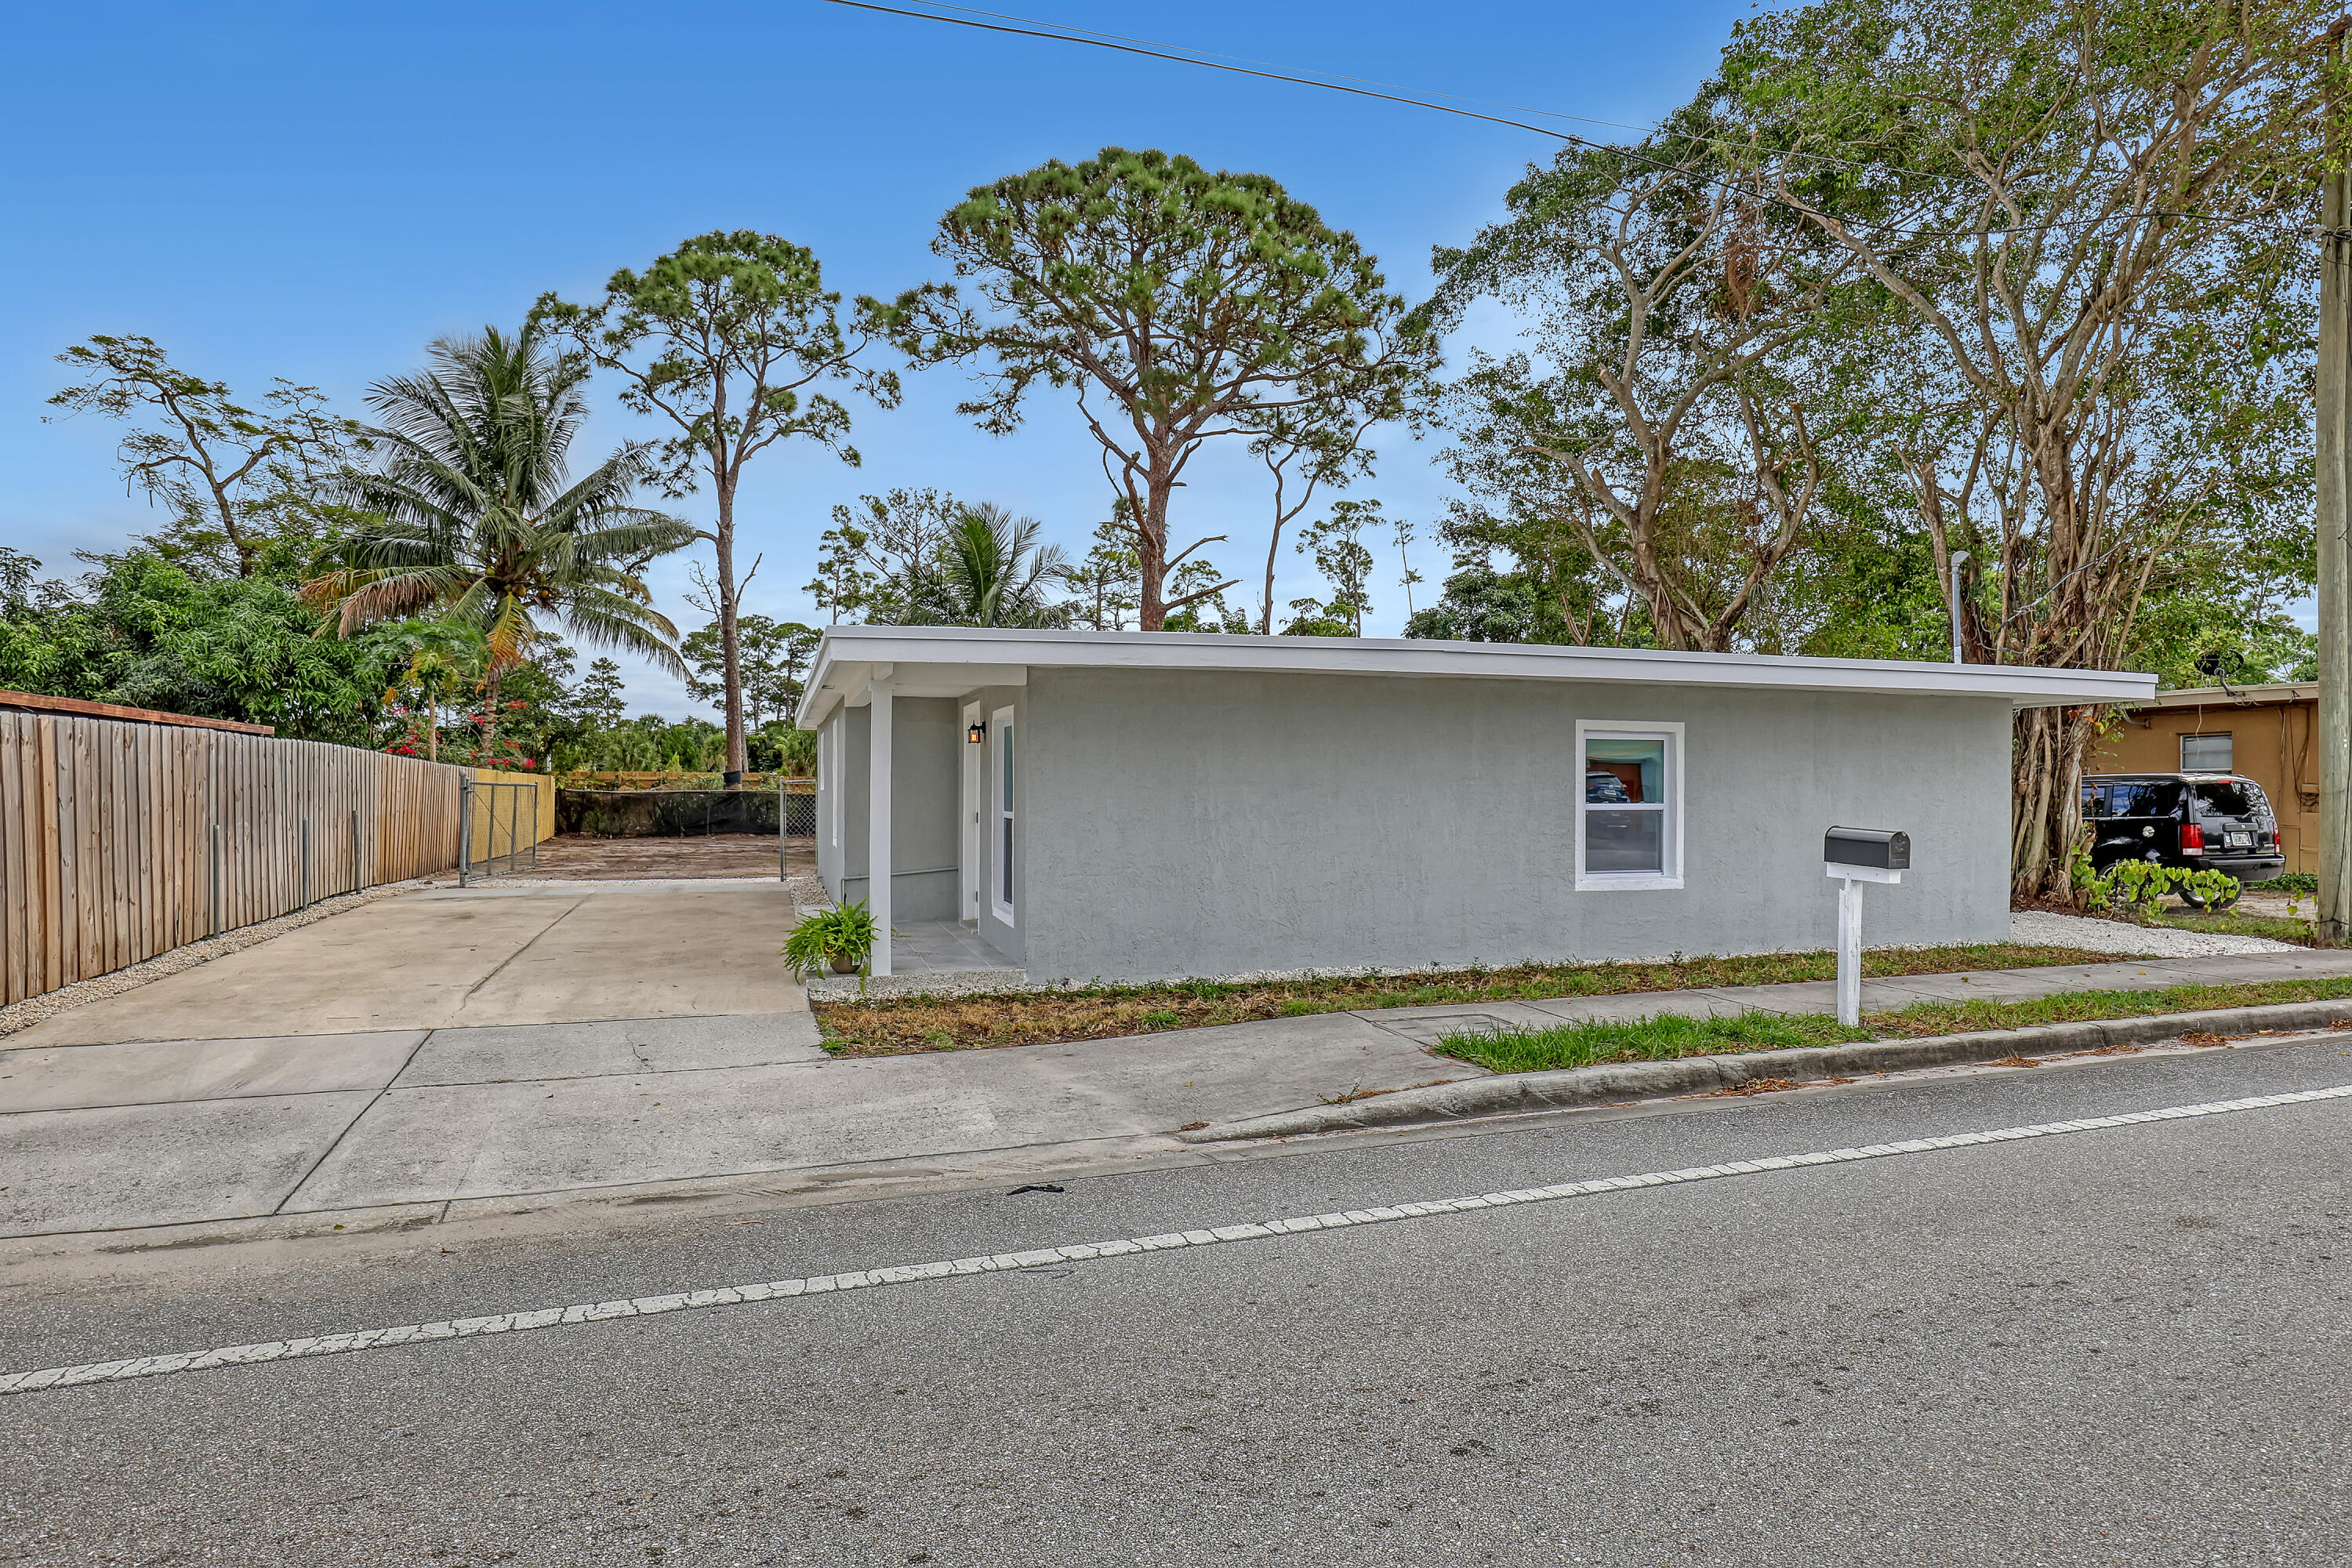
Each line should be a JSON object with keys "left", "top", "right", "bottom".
{"left": 459, "top": 778, "right": 540, "bottom": 886}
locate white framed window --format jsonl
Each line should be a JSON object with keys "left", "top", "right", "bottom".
{"left": 1574, "top": 720, "right": 1683, "bottom": 891}
{"left": 991, "top": 706, "right": 1017, "bottom": 924}
{"left": 2180, "top": 732, "right": 2232, "bottom": 772}
{"left": 827, "top": 714, "right": 843, "bottom": 848}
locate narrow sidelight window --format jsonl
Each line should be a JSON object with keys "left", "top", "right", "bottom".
{"left": 1575, "top": 721, "right": 1683, "bottom": 891}
{"left": 993, "top": 707, "right": 1017, "bottom": 922}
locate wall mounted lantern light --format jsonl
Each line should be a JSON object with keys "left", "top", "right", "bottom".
{"left": 967, "top": 720, "right": 987, "bottom": 745}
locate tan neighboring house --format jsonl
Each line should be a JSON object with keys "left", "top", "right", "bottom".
{"left": 2088, "top": 683, "right": 2321, "bottom": 873}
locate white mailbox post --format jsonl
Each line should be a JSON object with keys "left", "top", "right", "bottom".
{"left": 1825, "top": 827, "right": 1910, "bottom": 1025}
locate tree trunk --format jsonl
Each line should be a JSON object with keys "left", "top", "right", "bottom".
{"left": 426, "top": 701, "right": 437, "bottom": 764}
{"left": 211, "top": 481, "right": 256, "bottom": 579}
{"left": 1134, "top": 470, "right": 1175, "bottom": 631}
{"left": 481, "top": 668, "right": 502, "bottom": 766}
{"left": 714, "top": 472, "right": 747, "bottom": 784}
{"left": 2011, "top": 704, "right": 2097, "bottom": 903}
{"left": 1260, "top": 523, "right": 1282, "bottom": 635}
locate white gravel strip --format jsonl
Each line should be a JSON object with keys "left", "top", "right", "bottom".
{"left": 0, "top": 878, "right": 436, "bottom": 1042}
{"left": 2009, "top": 909, "right": 2302, "bottom": 957}
{"left": 8, "top": 1079, "right": 2348, "bottom": 1397}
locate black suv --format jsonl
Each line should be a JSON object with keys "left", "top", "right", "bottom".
{"left": 2082, "top": 772, "right": 2285, "bottom": 900}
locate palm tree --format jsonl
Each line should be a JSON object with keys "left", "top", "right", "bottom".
{"left": 935, "top": 503, "right": 1069, "bottom": 627}
{"left": 305, "top": 323, "right": 694, "bottom": 750}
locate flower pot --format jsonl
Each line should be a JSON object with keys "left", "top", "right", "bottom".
{"left": 829, "top": 952, "right": 861, "bottom": 975}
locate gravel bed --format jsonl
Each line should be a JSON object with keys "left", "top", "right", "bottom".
{"left": 2006, "top": 908, "right": 2301, "bottom": 957}
{"left": 0, "top": 878, "right": 437, "bottom": 1041}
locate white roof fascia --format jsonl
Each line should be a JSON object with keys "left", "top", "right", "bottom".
{"left": 795, "top": 626, "right": 2154, "bottom": 727}
{"left": 2140, "top": 682, "right": 2318, "bottom": 708}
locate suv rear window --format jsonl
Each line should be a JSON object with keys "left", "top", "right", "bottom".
{"left": 2190, "top": 779, "right": 2267, "bottom": 820}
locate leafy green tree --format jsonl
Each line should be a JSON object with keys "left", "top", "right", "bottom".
{"left": 804, "top": 488, "right": 963, "bottom": 625}
{"left": 1722, "top": 0, "right": 2332, "bottom": 896}
{"left": 1287, "top": 499, "right": 1392, "bottom": 637}
{"left": 1245, "top": 407, "right": 1385, "bottom": 634}
{"left": 1404, "top": 568, "right": 1549, "bottom": 644}
{"left": 0, "top": 550, "right": 397, "bottom": 741}
{"left": 1421, "top": 90, "right": 1874, "bottom": 655}
{"left": 870, "top": 147, "right": 1438, "bottom": 628}
{"left": 46, "top": 335, "right": 363, "bottom": 579}
{"left": 379, "top": 617, "right": 489, "bottom": 763}
{"left": 307, "top": 323, "right": 697, "bottom": 755}
{"left": 1060, "top": 514, "right": 1142, "bottom": 631}
{"left": 535, "top": 232, "right": 898, "bottom": 780}
{"left": 1162, "top": 557, "right": 1252, "bottom": 634}
{"left": 684, "top": 614, "right": 819, "bottom": 726}
{"left": 574, "top": 655, "right": 628, "bottom": 731}
{"left": 0, "top": 548, "right": 37, "bottom": 615}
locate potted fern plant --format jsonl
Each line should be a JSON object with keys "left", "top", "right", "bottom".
{"left": 782, "top": 900, "right": 884, "bottom": 983}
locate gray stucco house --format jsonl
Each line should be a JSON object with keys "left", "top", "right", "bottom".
{"left": 799, "top": 626, "right": 2150, "bottom": 982}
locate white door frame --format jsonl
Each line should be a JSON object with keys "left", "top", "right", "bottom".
{"left": 960, "top": 701, "right": 982, "bottom": 923}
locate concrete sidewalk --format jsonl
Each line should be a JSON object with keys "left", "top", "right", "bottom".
{"left": 8, "top": 947, "right": 2352, "bottom": 1242}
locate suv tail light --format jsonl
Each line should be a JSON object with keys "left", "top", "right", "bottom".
{"left": 2180, "top": 823, "right": 2205, "bottom": 854}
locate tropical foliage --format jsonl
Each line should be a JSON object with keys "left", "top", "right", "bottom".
{"left": 303, "top": 322, "right": 697, "bottom": 747}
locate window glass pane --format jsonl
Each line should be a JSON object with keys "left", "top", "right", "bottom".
{"left": 2109, "top": 780, "right": 2183, "bottom": 817}
{"left": 2180, "top": 733, "right": 2233, "bottom": 772}
{"left": 1000, "top": 725, "right": 1014, "bottom": 809}
{"left": 2082, "top": 783, "right": 2107, "bottom": 818}
{"left": 1585, "top": 738, "right": 1665, "bottom": 804}
{"left": 1000, "top": 818, "right": 1014, "bottom": 904}
{"left": 1585, "top": 808, "right": 1664, "bottom": 873}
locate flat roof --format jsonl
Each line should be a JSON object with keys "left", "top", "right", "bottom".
{"left": 797, "top": 626, "right": 2155, "bottom": 728}
{"left": 2137, "top": 682, "right": 2317, "bottom": 708}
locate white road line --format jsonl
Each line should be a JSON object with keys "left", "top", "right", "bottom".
{"left": 9, "top": 1082, "right": 2349, "bottom": 1397}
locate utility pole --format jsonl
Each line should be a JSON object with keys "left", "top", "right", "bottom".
{"left": 2321, "top": 20, "right": 2352, "bottom": 946}
{"left": 1949, "top": 550, "right": 1970, "bottom": 663}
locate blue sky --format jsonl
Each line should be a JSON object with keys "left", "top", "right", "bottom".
{"left": 2, "top": 0, "right": 1757, "bottom": 717}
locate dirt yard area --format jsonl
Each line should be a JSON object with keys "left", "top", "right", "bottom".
{"left": 527, "top": 833, "right": 813, "bottom": 880}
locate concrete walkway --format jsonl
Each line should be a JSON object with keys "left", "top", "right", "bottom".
{"left": 8, "top": 939, "right": 2352, "bottom": 1242}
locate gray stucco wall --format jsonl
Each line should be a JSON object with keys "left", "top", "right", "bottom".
{"left": 816, "top": 698, "right": 964, "bottom": 923}
{"left": 1017, "top": 667, "right": 2013, "bottom": 983}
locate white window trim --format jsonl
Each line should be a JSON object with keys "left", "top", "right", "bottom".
{"left": 990, "top": 705, "right": 1017, "bottom": 925}
{"left": 1574, "top": 719, "right": 1684, "bottom": 892}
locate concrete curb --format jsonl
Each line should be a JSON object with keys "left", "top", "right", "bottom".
{"left": 1173, "top": 997, "right": 2352, "bottom": 1143}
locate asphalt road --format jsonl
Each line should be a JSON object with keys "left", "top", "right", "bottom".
{"left": 5, "top": 1036, "right": 2352, "bottom": 1566}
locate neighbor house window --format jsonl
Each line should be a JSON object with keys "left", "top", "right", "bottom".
{"left": 992, "top": 706, "right": 1017, "bottom": 923}
{"left": 2180, "top": 732, "right": 2232, "bottom": 772}
{"left": 1575, "top": 720, "right": 1683, "bottom": 891}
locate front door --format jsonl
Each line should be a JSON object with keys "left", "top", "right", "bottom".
{"left": 960, "top": 702, "right": 982, "bottom": 924}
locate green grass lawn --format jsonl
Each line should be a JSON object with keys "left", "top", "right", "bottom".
{"left": 811, "top": 940, "right": 2116, "bottom": 1055}
{"left": 1430, "top": 974, "right": 2352, "bottom": 1074}
{"left": 2146, "top": 906, "right": 2323, "bottom": 946}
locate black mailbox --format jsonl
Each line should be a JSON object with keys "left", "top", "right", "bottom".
{"left": 1825, "top": 826, "right": 1909, "bottom": 870}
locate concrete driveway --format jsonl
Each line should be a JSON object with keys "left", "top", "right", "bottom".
{"left": 0, "top": 878, "right": 1470, "bottom": 1240}
{"left": 8, "top": 881, "right": 808, "bottom": 1045}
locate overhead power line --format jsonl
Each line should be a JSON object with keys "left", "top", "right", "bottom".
{"left": 818, "top": 0, "right": 1588, "bottom": 141}
{"left": 816, "top": 0, "right": 2315, "bottom": 245}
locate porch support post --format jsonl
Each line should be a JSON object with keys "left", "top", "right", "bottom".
{"left": 867, "top": 677, "right": 893, "bottom": 977}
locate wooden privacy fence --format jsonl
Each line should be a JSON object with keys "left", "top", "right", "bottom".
{"left": 1, "top": 705, "right": 468, "bottom": 1006}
